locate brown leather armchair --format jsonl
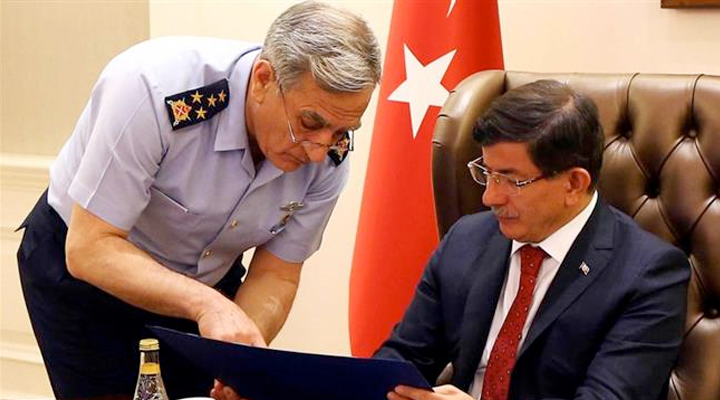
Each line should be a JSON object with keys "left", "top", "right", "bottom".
{"left": 431, "top": 70, "right": 720, "bottom": 400}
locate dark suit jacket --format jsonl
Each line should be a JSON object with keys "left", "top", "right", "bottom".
{"left": 375, "top": 199, "right": 690, "bottom": 400}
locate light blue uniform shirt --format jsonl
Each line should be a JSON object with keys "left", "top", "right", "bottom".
{"left": 48, "top": 37, "right": 349, "bottom": 285}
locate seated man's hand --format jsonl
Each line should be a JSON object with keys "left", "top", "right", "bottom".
{"left": 210, "top": 379, "right": 249, "bottom": 400}
{"left": 388, "top": 384, "right": 473, "bottom": 400}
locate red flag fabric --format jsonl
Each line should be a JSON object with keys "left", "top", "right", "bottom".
{"left": 349, "top": 0, "right": 504, "bottom": 357}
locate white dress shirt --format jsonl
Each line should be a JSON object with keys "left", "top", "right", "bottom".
{"left": 469, "top": 191, "right": 599, "bottom": 398}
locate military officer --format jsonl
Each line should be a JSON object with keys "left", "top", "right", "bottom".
{"left": 16, "top": 1, "right": 382, "bottom": 399}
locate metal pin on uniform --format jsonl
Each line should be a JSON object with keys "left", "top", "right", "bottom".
{"left": 280, "top": 201, "right": 304, "bottom": 212}
{"left": 579, "top": 262, "right": 590, "bottom": 276}
{"left": 272, "top": 201, "right": 305, "bottom": 235}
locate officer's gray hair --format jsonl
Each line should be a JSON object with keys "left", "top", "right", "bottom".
{"left": 261, "top": 1, "right": 382, "bottom": 93}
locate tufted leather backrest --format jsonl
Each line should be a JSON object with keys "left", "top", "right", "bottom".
{"left": 432, "top": 70, "right": 720, "bottom": 400}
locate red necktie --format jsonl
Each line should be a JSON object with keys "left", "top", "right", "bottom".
{"left": 481, "top": 245, "right": 548, "bottom": 400}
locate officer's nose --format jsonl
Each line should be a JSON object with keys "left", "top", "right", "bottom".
{"left": 308, "top": 129, "right": 338, "bottom": 163}
{"left": 305, "top": 145, "right": 329, "bottom": 163}
{"left": 318, "top": 129, "right": 338, "bottom": 147}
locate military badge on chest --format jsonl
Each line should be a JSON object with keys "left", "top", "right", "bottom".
{"left": 270, "top": 201, "right": 305, "bottom": 235}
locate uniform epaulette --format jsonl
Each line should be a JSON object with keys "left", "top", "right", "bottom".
{"left": 328, "top": 132, "right": 351, "bottom": 166}
{"left": 164, "top": 79, "right": 229, "bottom": 130}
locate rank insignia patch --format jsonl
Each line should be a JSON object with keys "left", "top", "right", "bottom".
{"left": 328, "top": 132, "right": 351, "bottom": 166}
{"left": 164, "top": 79, "right": 230, "bottom": 130}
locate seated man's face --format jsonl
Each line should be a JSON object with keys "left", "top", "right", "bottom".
{"left": 480, "top": 142, "right": 572, "bottom": 243}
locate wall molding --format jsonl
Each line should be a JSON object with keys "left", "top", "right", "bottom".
{"left": 0, "top": 153, "right": 53, "bottom": 192}
{"left": 0, "top": 337, "right": 44, "bottom": 366}
{"left": 1, "top": 153, "right": 53, "bottom": 385}
{"left": 1, "top": 225, "right": 21, "bottom": 240}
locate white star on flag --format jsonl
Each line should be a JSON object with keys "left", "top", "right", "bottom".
{"left": 448, "top": 0, "right": 456, "bottom": 17}
{"left": 388, "top": 45, "right": 456, "bottom": 139}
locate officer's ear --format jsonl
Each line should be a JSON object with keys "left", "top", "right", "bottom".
{"left": 249, "top": 59, "right": 276, "bottom": 104}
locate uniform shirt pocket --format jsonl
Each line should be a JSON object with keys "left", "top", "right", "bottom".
{"left": 132, "top": 187, "right": 204, "bottom": 255}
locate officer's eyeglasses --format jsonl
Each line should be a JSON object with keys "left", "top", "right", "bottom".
{"left": 467, "top": 156, "right": 551, "bottom": 196}
{"left": 278, "top": 86, "right": 354, "bottom": 153}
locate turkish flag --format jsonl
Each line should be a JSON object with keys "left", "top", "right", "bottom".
{"left": 349, "top": 0, "right": 504, "bottom": 357}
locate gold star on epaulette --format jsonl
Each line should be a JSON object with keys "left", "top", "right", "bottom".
{"left": 207, "top": 94, "right": 217, "bottom": 107}
{"left": 164, "top": 79, "right": 230, "bottom": 131}
{"left": 190, "top": 91, "right": 204, "bottom": 104}
{"left": 195, "top": 107, "right": 207, "bottom": 120}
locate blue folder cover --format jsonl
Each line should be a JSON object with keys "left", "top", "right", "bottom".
{"left": 149, "top": 326, "right": 431, "bottom": 400}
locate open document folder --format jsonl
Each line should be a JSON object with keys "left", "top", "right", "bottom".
{"left": 149, "top": 326, "right": 431, "bottom": 400}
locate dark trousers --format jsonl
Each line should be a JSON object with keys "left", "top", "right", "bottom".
{"left": 17, "top": 190, "right": 245, "bottom": 400}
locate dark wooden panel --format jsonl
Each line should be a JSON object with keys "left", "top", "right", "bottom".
{"left": 662, "top": 0, "right": 720, "bottom": 8}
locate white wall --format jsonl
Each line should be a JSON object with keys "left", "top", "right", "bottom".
{"left": 3, "top": 0, "right": 720, "bottom": 397}
{"left": 1, "top": 2, "right": 149, "bottom": 397}
{"left": 0, "top": 155, "right": 54, "bottom": 398}
{"left": 499, "top": 0, "right": 720, "bottom": 74}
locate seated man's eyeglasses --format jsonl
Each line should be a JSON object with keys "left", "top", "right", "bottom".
{"left": 466, "top": 156, "right": 551, "bottom": 195}
{"left": 278, "top": 86, "right": 354, "bottom": 153}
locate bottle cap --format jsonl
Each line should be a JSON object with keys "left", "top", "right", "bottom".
{"left": 139, "top": 338, "right": 160, "bottom": 351}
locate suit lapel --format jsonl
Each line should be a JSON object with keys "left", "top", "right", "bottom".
{"left": 519, "top": 200, "right": 616, "bottom": 356}
{"left": 453, "top": 231, "right": 512, "bottom": 390}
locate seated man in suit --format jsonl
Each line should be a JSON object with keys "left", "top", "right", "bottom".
{"left": 378, "top": 79, "right": 690, "bottom": 400}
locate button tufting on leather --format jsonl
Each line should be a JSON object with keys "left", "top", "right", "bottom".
{"left": 646, "top": 178, "right": 661, "bottom": 198}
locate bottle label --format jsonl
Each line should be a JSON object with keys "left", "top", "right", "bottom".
{"left": 134, "top": 363, "right": 167, "bottom": 400}
{"left": 134, "top": 374, "right": 163, "bottom": 400}
{"left": 140, "top": 362, "right": 160, "bottom": 375}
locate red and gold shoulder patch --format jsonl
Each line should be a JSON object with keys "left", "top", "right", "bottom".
{"left": 328, "top": 132, "right": 351, "bottom": 166}
{"left": 164, "top": 79, "right": 229, "bottom": 130}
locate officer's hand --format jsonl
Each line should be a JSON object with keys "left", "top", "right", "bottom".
{"left": 388, "top": 385, "right": 473, "bottom": 400}
{"left": 195, "top": 296, "right": 267, "bottom": 347}
{"left": 210, "top": 379, "right": 249, "bottom": 400}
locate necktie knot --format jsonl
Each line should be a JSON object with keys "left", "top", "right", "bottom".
{"left": 519, "top": 245, "right": 547, "bottom": 278}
